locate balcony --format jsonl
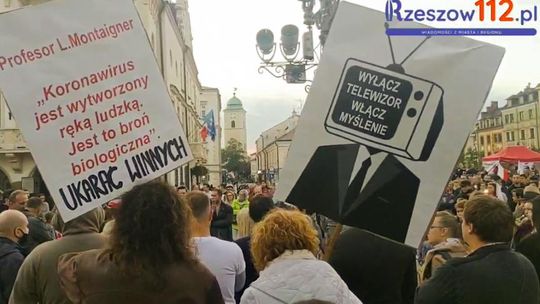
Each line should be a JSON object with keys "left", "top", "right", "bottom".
{"left": 0, "top": 129, "right": 29, "bottom": 153}
{"left": 189, "top": 141, "right": 207, "bottom": 162}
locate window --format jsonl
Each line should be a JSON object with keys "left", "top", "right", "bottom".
{"left": 519, "top": 111, "right": 524, "bottom": 121}
{"left": 498, "top": 134, "right": 503, "bottom": 142}
{"left": 231, "top": 120, "right": 236, "bottom": 128}
{"left": 531, "top": 128, "right": 535, "bottom": 139}
{"left": 512, "top": 131, "right": 516, "bottom": 141}
{"left": 521, "top": 130, "right": 526, "bottom": 140}
{"left": 505, "top": 115, "right": 509, "bottom": 124}
{"left": 529, "top": 109, "right": 534, "bottom": 119}
{"left": 506, "top": 132, "right": 511, "bottom": 142}
{"left": 486, "top": 135, "right": 491, "bottom": 144}
{"left": 510, "top": 114, "right": 514, "bottom": 123}
{"left": 480, "top": 136, "right": 484, "bottom": 145}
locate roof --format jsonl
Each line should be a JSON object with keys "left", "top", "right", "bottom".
{"left": 225, "top": 95, "right": 244, "bottom": 110}
{"left": 506, "top": 83, "right": 540, "bottom": 101}
{"left": 483, "top": 146, "right": 540, "bottom": 162}
{"left": 277, "top": 129, "right": 296, "bottom": 141}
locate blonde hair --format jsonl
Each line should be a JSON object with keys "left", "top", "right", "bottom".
{"left": 236, "top": 207, "right": 254, "bottom": 238}
{"left": 455, "top": 198, "right": 467, "bottom": 209}
{"left": 251, "top": 209, "right": 319, "bottom": 271}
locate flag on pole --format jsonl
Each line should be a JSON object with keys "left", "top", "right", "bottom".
{"left": 202, "top": 110, "right": 216, "bottom": 141}
{"left": 200, "top": 125, "right": 208, "bottom": 142}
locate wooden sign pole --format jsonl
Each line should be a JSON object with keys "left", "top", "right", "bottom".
{"left": 323, "top": 223, "right": 343, "bottom": 261}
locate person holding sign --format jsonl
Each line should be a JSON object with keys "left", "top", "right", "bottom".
{"left": 57, "top": 181, "right": 224, "bottom": 304}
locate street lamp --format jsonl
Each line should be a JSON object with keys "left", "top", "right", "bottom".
{"left": 255, "top": 25, "right": 316, "bottom": 85}
{"left": 255, "top": 0, "right": 340, "bottom": 86}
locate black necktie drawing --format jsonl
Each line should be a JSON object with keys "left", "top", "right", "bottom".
{"left": 342, "top": 157, "right": 372, "bottom": 216}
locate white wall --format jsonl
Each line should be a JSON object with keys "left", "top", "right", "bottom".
{"left": 223, "top": 108, "right": 247, "bottom": 150}
{"left": 201, "top": 87, "right": 222, "bottom": 186}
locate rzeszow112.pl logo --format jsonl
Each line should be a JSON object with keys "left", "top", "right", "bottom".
{"left": 385, "top": 0, "right": 538, "bottom": 36}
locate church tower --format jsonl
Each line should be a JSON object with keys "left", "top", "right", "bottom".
{"left": 223, "top": 90, "right": 247, "bottom": 152}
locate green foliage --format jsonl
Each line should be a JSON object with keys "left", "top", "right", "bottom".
{"left": 221, "top": 138, "right": 250, "bottom": 181}
{"left": 462, "top": 147, "right": 481, "bottom": 169}
{"left": 191, "top": 165, "right": 208, "bottom": 177}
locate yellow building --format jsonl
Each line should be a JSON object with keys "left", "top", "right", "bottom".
{"left": 500, "top": 83, "right": 540, "bottom": 150}
{"left": 475, "top": 101, "right": 504, "bottom": 157}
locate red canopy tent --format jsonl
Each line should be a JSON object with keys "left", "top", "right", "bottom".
{"left": 482, "top": 146, "right": 540, "bottom": 162}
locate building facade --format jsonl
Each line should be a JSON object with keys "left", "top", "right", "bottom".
{"left": 462, "top": 83, "right": 540, "bottom": 167}
{"left": 249, "top": 152, "right": 257, "bottom": 181}
{"left": 200, "top": 87, "right": 222, "bottom": 187}
{"left": 474, "top": 101, "right": 504, "bottom": 157}
{"left": 223, "top": 92, "right": 247, "bottom": 152}
{"left": 0, "top": 0, "right": 48, "bottom": 192}
{"left": 255, "top": 111, "right": 300, "bottom": 184}
{"left": 500, "top": 84, "right": 540, "bottom": 150}
{"left": 0, "top": 0, "right": 209, "bottom": 191}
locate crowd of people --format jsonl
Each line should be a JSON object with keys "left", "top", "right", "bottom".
{"left": 0, "top": 169, "right": 539, "bottom": 303}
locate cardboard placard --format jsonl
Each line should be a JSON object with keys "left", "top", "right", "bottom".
{"left": 276, "top": 2, "right": 505, "bottom": 246}
{"left": 0, "top": 0, "right": 192, "bottom": 221}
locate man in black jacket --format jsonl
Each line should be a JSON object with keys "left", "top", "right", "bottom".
{"left": 7, "top": 191, "right": 54, "bottom": 256}
{"left": 416, "top": 195, "right": 540, "bottom": 304}
{"left": 0, "top": 210, "right": 28, "bottom": 304}
{"left": 21, "top": 197, "right": 54, "bottom": 256}
{"left": 210, "top": 189, "right": 233, "bottom": 241}
{"left": 329, "top": 227, "right": 417, "bottom": 304}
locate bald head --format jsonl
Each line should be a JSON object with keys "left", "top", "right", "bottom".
{"left": 0, "top": 210, "right": 29, "bottom": 243}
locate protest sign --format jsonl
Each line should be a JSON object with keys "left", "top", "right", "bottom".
{"left": 276, "top": 2, "right": 505, "bottom": 246}
{"left": 0, "top": 0, "right": 192, "bottom": 221}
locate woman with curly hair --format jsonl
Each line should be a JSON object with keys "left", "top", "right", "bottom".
{"left": 57, "top": 181, "right": 224, "bottom": 304}
{"left": 240, "top": 209, "right": 361, "bottom": 304}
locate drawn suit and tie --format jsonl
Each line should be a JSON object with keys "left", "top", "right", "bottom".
{"left": 286, "top": 68, "right": 444, "bottom": 243}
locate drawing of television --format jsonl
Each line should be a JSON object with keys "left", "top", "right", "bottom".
{"left": 324, "top": 58, "right": 444, "bottom": 161}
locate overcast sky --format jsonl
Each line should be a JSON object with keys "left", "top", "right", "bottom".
{"left": 186, "top": 0, "right": 540, "bottom": 153}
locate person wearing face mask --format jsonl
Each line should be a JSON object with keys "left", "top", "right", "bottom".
{"left": 0, "top": 210, "right": 29, "bottom": 304}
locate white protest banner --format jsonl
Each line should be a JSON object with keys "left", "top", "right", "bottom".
{"left": 276, "top": 2, "right": 505, "bottom": 246}
{"left": 0, "top": 0, "right": 192, "bottom": 221}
